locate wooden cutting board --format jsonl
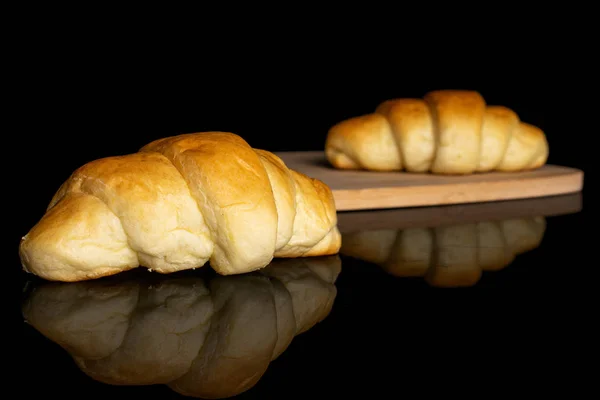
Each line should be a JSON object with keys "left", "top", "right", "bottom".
{"left": 275, "top": 151, "right": 584, "bottom": 211}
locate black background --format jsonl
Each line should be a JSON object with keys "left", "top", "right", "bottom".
{"left": 16, "top": 59, "right": 588, "bottom": 233}
{"left": 10, "top": 21, "right": 593, "bottom": 398}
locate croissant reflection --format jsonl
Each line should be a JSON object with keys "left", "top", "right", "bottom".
{"left": 22, "top": 255, "right": 341, "bottom": 399}
{"left": 338, "top": 194, "right": 581, "bottom": 288}
{"left": 341, "top": 218, "right": 544, "bottom": 287}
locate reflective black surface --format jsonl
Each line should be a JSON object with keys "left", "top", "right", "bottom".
{"left": 19, "top": 193, "right": 588, "bottom": 398}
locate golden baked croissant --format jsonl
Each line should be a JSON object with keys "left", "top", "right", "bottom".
{"left": 22, "top": 256, "right": 341, "bottom": 399}
{"left": 341, "top": 217, "right": 545, "bottom": 287}
{"left": 19, "top": 132, "right": 341, "bottom": 282}
{"left": 326, "top": 90, "right": 549, "bottom": 174}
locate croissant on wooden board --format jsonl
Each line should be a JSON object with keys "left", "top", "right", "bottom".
{"left": 340, "top": 217, "right": 545, "bottom": 287}
{"left": 325, "top": 90, "right": 549, "bottom": 174}
{"left": 19, "top": 132, "right": 341, "bottom": 282}
{"left": 22, "top": 256, "right": 341, "bottom": 399}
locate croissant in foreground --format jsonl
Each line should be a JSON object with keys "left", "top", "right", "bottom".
{"left": 20, "top": 132, "right": 341, "bottom": 282}
{"left": 326, "top": 90, "right": 549, "bottom": 174}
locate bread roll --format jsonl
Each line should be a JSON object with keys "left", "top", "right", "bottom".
{"left": 19, "top": 132, "right": 341, "bottom": 282}
{"left": 22, "top": 255, "right": 341, "bottom": 398}
{"left": 326, "top": 90, "right": 548, "bottom": 174}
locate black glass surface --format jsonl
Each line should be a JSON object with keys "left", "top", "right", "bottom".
{"left": 18, "top": 193, "right": 585, "bottom": 398}
{"left": 12, "top": 52, "right": 590, "bottom": 397}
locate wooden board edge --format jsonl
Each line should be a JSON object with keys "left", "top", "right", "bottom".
{"left": 333, "top": 169, "right": 584, "bottom": 211}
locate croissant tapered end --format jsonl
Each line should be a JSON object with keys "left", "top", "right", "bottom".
{"left": 495, "top": 122, "right": 549, "bottom": 172}
{"left": 19, "top": 193, "right": 141, "bottom": 282}
{"left": 325, "top": 113, "right": 401, "bottom": 171}
{"left": 19, "top": 132, "right": 341, "bottom": 282}
{"left": 325, "top": 89, "right": 549, "bottom": 174}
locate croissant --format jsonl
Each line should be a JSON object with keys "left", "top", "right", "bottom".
{"left": 19, "top": 132, "right": 341, "bottom": 282}
{"left": 325, "top": 90, "right": 549, "bottom": 174}
{"left": 341, "top": 217, "right": 545, "bottom": 287}
{"left": 22, "top": 256, "right": 341, "bottom": 399}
